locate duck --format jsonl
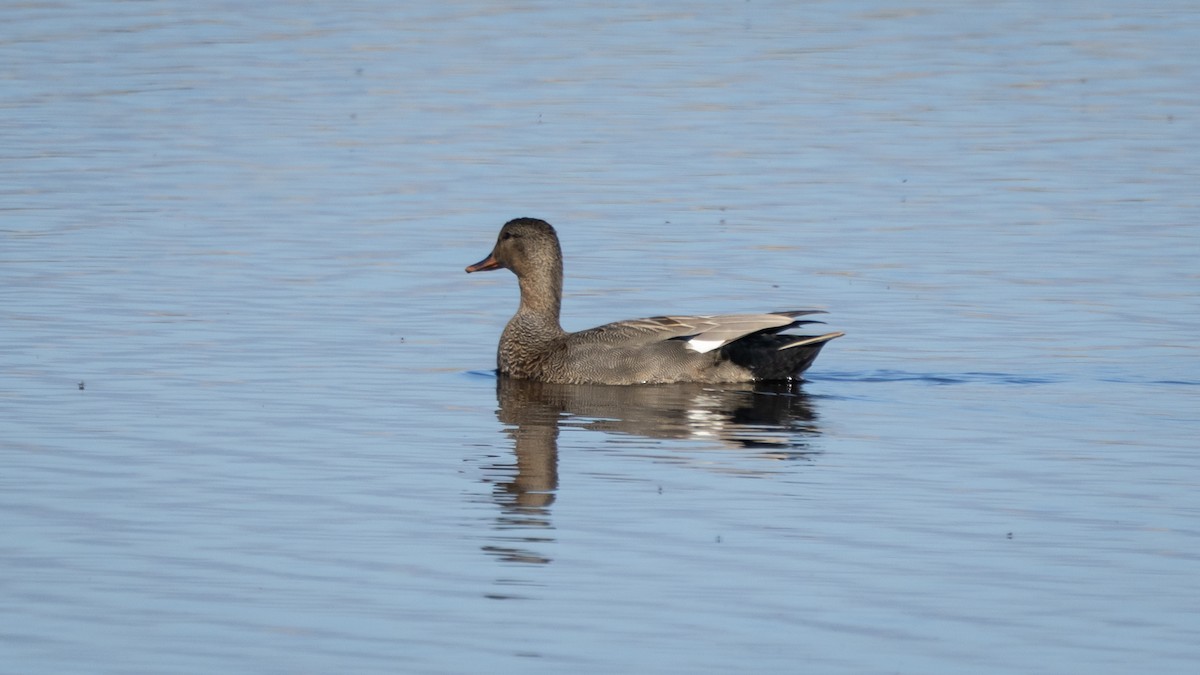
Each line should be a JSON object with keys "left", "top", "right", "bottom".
{"left": 465, "top": 217, "right": 843, "bottom": 385}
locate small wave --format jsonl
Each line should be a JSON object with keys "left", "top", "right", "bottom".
{"left": 808, "top": 370, "right": 1060, "bottom": 386}
{"left": 1099, "top": 377, "right": 1200, "bottom": 387}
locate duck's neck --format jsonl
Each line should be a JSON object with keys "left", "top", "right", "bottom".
{"left": 515, "top": 261, "right": 564, "bottom": 329}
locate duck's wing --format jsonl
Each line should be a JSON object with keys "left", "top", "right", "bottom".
{"left": 575, "top": 310, "right": 827, "bottom": 354}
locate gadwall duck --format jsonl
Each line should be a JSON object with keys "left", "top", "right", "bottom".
{"left": 466, "top": 218, "right": 843, "bottom": 385}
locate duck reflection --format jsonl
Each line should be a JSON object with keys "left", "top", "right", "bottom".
{"left": 479, "top": 377, "right": 824, "bottom": 566}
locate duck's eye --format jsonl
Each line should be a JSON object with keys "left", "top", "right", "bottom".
{"left": 501, "top": 231, "right": 517, "bottom": 241}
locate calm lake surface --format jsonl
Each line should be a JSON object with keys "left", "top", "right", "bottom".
{"left": 3, "top": 1, "right": 1198, "bottom": 673}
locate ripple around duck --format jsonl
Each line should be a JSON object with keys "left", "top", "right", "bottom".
{"left": 810, "top": 371, "right": 1200, "bottom": 389}
{"left": 1098, "top": 377, "right": 1200, "bottom": 387}
{"left": 807, "top": 370, "right": 1063, "bottom": 386}
{"left": 467, "top": 369, "right": 1066, "bottom": 386}
{"left": 470, "top": 369, "right": 1200, "bottom": 389}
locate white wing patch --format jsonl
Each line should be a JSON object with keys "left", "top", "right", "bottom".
{"left": 685, "top": 338, "right": 727, "bottom": 354}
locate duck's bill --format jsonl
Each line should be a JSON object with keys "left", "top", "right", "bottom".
{"left": 465, "top": 253, "right": 502, "bottom": 273}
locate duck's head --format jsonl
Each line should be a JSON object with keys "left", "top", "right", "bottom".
{"left": 466, "top": 217, "right": 562, "bottom": 278}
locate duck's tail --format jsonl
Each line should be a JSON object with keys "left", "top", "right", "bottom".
{"left": 726, "top": 331, "right": 844, "bottom": 381}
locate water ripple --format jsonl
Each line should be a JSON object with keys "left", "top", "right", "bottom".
{"left": 809, "top": 370, "right": 1062, "bottom": 386}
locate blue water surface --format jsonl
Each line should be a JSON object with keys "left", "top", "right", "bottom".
{"left": 2, "top": 2, "right": 1198, "bottom": 674}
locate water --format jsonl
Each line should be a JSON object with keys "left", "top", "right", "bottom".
{"left": 3, "top": 1, "right": 1198, "bottom": 673}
